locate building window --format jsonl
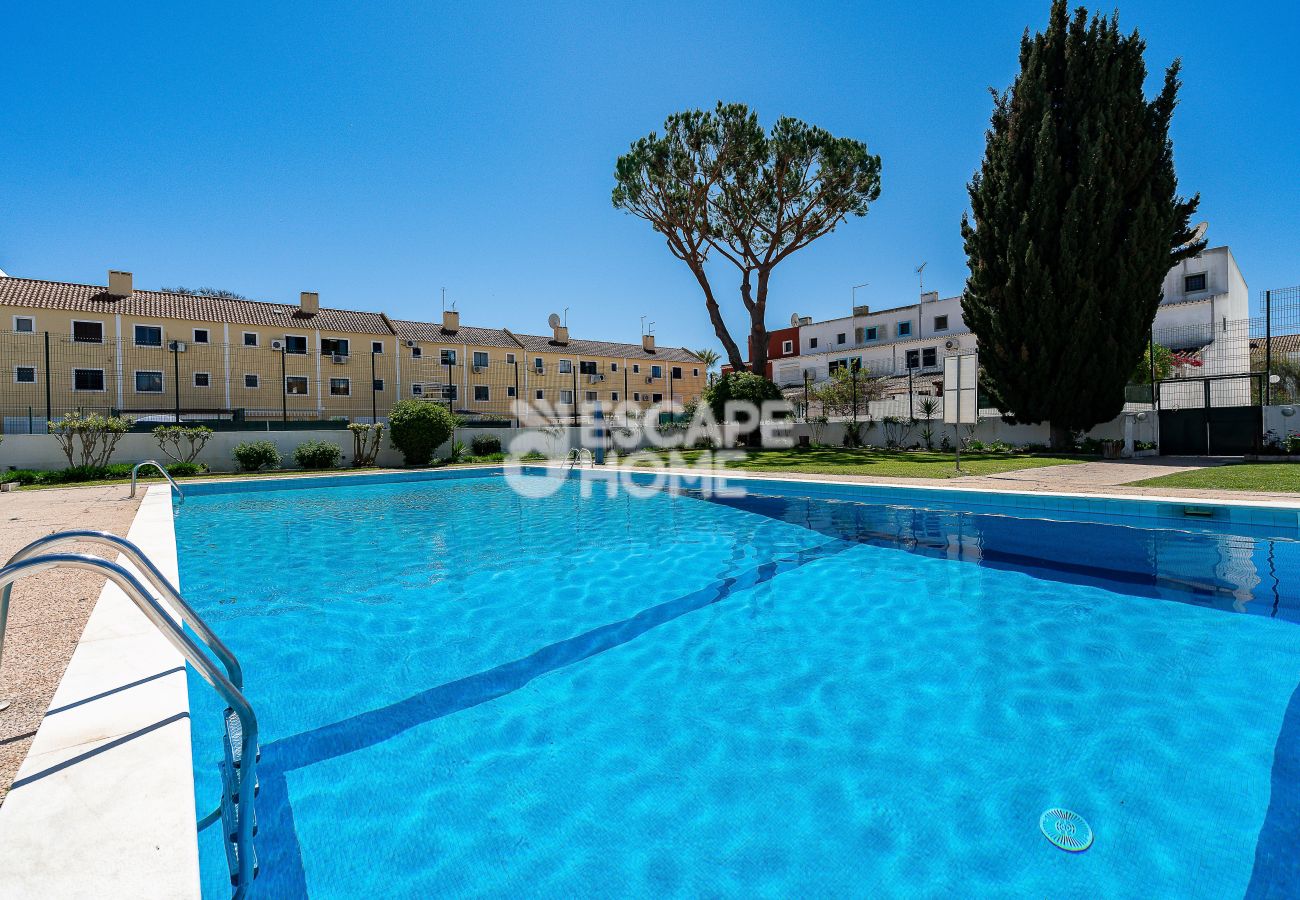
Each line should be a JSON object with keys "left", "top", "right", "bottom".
{"left": 285, "top": 376, "right": 309, "bottom": 395}
{"left": 194, "top": 372, "right": 210, "bottom": 388}
{"left": 534, "top": 357, "right": 544, "bottom": 371}
{"left": 897, "top": 321, "right": 912, "bottom": 337}
{"left": 693, "top": 368, "right": 699, "bottom": 377}
{"left": 651, "top": 365, "right": 663, "bottom": 378}
{"left": 135, "top": 371, "right": 163, "bottom": 393}
{"left": 610, "top": 391, "right": 620, "bottom": 401}
{"left": 14, "top": 316, "right": 35, "bottom": 333}
{"left": 585, "top": 390, "right": 597, "bottom": 401}
{"left": 560, "top": 389, "right": 574, "bottom": 404}
{"left": 411, "top": 346, "right": 422, "bottom": 358}
{"left": 440, "top": 348, "right": 456, "bottom": 366}
{"left": 244, "top": 374, "right": 260, "bottom": 389}
{"left": 16, "top": 366, "right": 36, "bottom": 384}
{"left": 1184, "top": 273, "right": 1207, "bottom": 293}
{"left": 933, "top": 315, "right": 949, "bottom": 331}
{"left": 922, "top": 347, "right": 937, "bottom": 368}
{"left": 633, "top": 392, "right": 642, "bottom": 401}
{"left": 837, "top": 332, "right": 846, "bottom": 345}
{"left": 506, "top": 385, "right": 516, "bottom": 397}
{"left": 535, "top": 389, "right": 545, "bottom": 400}
{"left": 905, "top": 349, "right": 920, "bottom": 369}
{"left": 809, "top": 337, "right": 819, "bottom": 349}
{"left": 505, "top": 352, "right": 516, "bottom": 364}
{"left": 193, "top": 328, "right": 210, "bottom": 344}
{"left": 632, "top": 364, "right": 640, "bottom": 374}
{"left": 284, "top": 335, "right": 308, "bottom": 354}
{"left": 652, "top": 393, "right": 663, "bottom": 403}
{"left": 610, "top": 362, "right": 618, "bottom": 372}
{"left": 473, "top": 351, "right": 489, "bottom": 368}
{"left": 330, "top": 378, "right": 350, "bottom": 396}
{"left": 579, "top": 360, "right": 597, "bottom": 375}
{"left": 411, "top": 383, "right": 424, "bottom": 396}
{"left": 322, "top": 338, "right": 350, "bottom": 357}
{"left": 243, "top": 332, "right": 259, "bottom": 347}
{"left": 443, "top": 384, "right": 458, "bottom": 401}
{"left": 372, "top": 340, "right": 384, "bottom": 354}
{"left": 558, "top": 359, "right": 573, "bottom": 374}
{"left": 72, "top": 321, "right": 103, "bottom": 344}
{"left": 373, "top": 379, "right": 385, "bottom": 391}
{"left": 782, "top": 339, "right": 793, "bottom": 354}
{"left": 74, "top": 368, "right": 105, "bottom": 391}
{"left": 474, "top": 385, "right": 490, "bottom": 401}
{"left": 856, "top": 325, "right": 878, "bottom": 342}
{"left": 134, "top": 325, "right": 163, "bottom": 347}
{"left": 672, "top": 366, "right": 683, "bottom": 380}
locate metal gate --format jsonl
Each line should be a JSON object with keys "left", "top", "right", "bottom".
{"left": 1156, "top": 374, "right": 1264, "bottom": 455}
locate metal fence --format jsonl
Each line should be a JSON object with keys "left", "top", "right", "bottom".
{"left": 0, "top": 334, "right": 696, "bottom": 433}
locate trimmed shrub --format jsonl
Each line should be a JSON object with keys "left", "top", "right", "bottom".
{"left": 470, "top": 434, "right": 502, "bottom": 456}
{"left": 293, "top": 439, "right": 343, "bottom": 469}
{"left": 233, "top": 440, "right": 282, "bottom": 472}
{"left": 388, "top": 400, "right": 457, "bottom": 465}
{"left": 3, "top": 469, "right": 47, "bottom": 486}
{"left": 166, "top": 461, "right": 206, "bottom": 477}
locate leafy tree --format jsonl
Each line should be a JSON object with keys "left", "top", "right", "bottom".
{"left": 960, "top": 1, "right": 1204, "bottom": 448}
{"left": 702, "top": 371, "right": 784, "bottom": 421}
{"left": 159, "top": 286, "right": 248, "bottom": 299}
{"left": 388, "top": 399, "right": 458, "bottom": 465}
{"left": 812, "top": 366, "right": 887, "bottom": 420}
{"left": 613, "top": 103, "right": 881, "bottom": 376}
{"left": 1130, "top": 343, "right": 1174, "bottom": 384}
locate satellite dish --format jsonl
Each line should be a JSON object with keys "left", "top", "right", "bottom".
{"left": 1189, "top": 221, "right": 1209, "bottom": 246}
{"left": 547, "top": 312, "right": 562, "bottom": 328}
{"left": 790, "top": 312, "right": 801, "bottom": 327}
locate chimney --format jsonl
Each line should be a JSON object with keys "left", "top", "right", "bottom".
{"left": 108, "top": 270, "right": 133, "bottom": 297}
{"left": 552, "top": 324, "right": 569, "bottom": 344}
{"left": 642, "top": 333, "right": 655, "bottom": 353}
{"left": 442, "top": 309, "right": 460, "bottom": 332}
{"left": 920, "top": 291, "right": 939, "bottom": 305}
{"left": 299, "top": 291, "right": 319, "bottom": 315}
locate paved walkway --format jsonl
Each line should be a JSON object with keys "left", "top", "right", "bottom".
{"left": 0, "top": 485, "right": 140, "bottom": 801}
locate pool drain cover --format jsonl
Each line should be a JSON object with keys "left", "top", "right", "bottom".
{"left": 1039, "top": 808, "right": 1093, "bottom": 852}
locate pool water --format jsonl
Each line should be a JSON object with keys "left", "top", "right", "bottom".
{"left": 175, "top": 472, "right": 1300, "bottom": 897}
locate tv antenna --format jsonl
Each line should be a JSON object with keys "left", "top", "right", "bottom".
{"left": 563, "top": 307, "right": 569, "bottom": 326}
{"left": 916, "top": 262, "right": 928, "bottom": 297}
{"left": 641, "top": 315, "right": 655, "bottom": 336}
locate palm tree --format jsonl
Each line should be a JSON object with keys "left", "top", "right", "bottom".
{"left": 695, "top": 348, "right": 721, "bottom": 384}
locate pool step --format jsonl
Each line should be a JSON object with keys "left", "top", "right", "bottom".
{"left": 224, "top": 706, "right": 260, "bottom": 769}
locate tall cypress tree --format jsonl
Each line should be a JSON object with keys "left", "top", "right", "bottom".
{"left": 961, "top": 1, "right": 1204, "bottom": 448}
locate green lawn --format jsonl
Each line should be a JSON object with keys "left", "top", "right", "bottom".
{"left": 1128, "top": 463, "right": 1300, "bottom": 492}
{"left": 625, "top": 447, "right": 1088, "bottom": 479}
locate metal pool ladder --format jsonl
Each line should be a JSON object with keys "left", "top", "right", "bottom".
{"left": 0, "top": 531, "right": 257, "bottom": 897}
{"left": 129, "top": 459, "right": 185, "bottom": 503}
{"left": 566, "top": 447, "right": 594, "bottom": 469}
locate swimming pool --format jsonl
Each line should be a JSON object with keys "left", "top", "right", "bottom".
{"left": 175, "top": 469, "right": 1300, "bottom": 897}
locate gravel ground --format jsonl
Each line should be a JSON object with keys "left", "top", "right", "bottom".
{"left": 0, "top": 485, "right": 140, "bottom": 802}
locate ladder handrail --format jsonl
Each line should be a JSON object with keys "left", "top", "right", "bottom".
{"left": 567, "top": 447, "right": 594, "bottom": 469}
{"left": 0, "top": 552, "right": 257, "bottom": 896}
{"left": 130, "top": 459, "right": 185, "bottom": 503}
{"left": 0, "top": 531, "right": 242, "bottom": 689}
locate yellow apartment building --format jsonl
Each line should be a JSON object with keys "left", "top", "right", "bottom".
{"left": 0, "top": 269, "right": 706, "bottom": 432}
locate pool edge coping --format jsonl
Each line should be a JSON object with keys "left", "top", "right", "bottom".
{"left": 0, "top": 484, "right": 199, "bottom": 898}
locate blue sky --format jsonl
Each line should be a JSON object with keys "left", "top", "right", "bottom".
{"left": 4, "top": 1, "right": 1297, "bottom": 351}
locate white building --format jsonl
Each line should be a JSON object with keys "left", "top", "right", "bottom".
{"left": 778, "top": 245, "right": 1249, "bottom": 410}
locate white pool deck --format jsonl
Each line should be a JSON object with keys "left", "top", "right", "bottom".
{"left": 1, "top": 467, "right": 1300, "bottom": 897}
{"left": 0, "top": 485, "right": 197, "bottom": 899}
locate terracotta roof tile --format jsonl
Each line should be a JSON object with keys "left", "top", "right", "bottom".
{"left": 388, "top": 319, "right": 522, "bottom": 349}
{"left": 508, "top": 331, "right": 702, "bottom": 363}
{"left": 0, "top": 277, "right": 396, "bottom": 335}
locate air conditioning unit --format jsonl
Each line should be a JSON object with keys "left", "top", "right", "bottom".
{"left": 168, "top": 340, "right": 187, "bottom": 352}
{"left": 589, "top": 374, "right": 604, "bottom": 383}
{"left": 332, "top": 354, "right": 349, "bottom": 364}
{"left": 472, "top": 366, "right": 484, "bottom": 373}
{"left": 270, "top": 339, "right": 284, "bottom": 351}
{"left": 645, "top": 376, "right": 654, "bottom": 384}
{"left": 945, "top": 339, "right": 960, "bottom": 350}
{"left": 404, "top": 339, "right": 417, "bottom": 348}
{"left": 535, "top": 365, "right": 545, "bottom": 374}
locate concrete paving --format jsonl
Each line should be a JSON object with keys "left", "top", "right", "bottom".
{"left": 0, "top": 485, "right": 140, "bottom": 801}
